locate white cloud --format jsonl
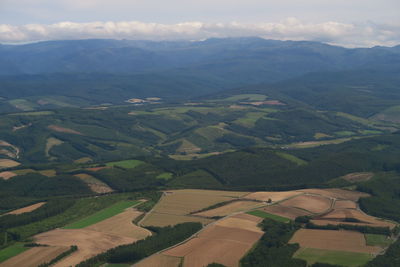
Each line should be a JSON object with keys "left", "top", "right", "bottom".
{"left": 0, "top": 19, "right": 399, "bottom": 47}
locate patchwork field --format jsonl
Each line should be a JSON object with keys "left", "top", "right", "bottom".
{"left": 289, "top": 229, "right": 382, "bottom": 254}
{"left": 280, "top": 194, "right": 332, "bottom": 214}
{"left": 0, "top": 243, "right": 30, "bottom": 264}
{"left": 261, "top": 204, "right": 312, "bottom": 220}
{"left": 297, "top": 188, "right": 369, "bottom": 201}
{"left": 134, "top": 254, "right": 182, "bottom": 267}
{"left": 0, "top": 246, "right": 68, "bottom": 267}
{"left": 294, "top": 247, "right": 374, "bottom": 267}
{"left": 247, "top": 210, "right": 291, "bottom": 223}
{"left": 140, "top": 189, "right": 247, "bottom": 227}
{"left": 6, "top": 202, "right": 46, "bottom": 215}
{"left": 243, "top": 191, "right": 302, "bottom": 202}
{"left": 163, "top": 214, "right": 263, "bottom": 267}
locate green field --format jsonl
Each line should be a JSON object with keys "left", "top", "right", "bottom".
{"left": 247, "top": 210, "right": 290, "bottom": 223}
{"left": 365, "top": 234, "right": 393, "bottom": 247}
{"left": 105, "top": 159, "right": 144, "bottom": 169}
{"left": 64, "top": 200, "right": 141, "bottom": 229}
{"left": 156, "top": 172, "right": 173, "bottom": 180}
{"left": 217, "top": 94, "right": 268, "bottom": 102}
{"left": 294, "top": 247, "right": 374, "bottom": 267}
{"left": 0, "top": 243, "right": 30, "bottom": 263}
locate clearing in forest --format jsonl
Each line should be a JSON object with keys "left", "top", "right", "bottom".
{"left": 105, "top": 159, "right": 143, "bottom": 169}
{"left": 48, "top": 125, "right": 83, "bottom": 135}
{"left": 0, "top": 159, "right": 20, "bottom": 169}
{"left": 0, "top": 171, "right": 17, "bottom": 180}
{"left": 74, "top": 173, "right": 113, "bottom": 194}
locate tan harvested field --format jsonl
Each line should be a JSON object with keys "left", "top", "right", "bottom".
{"left": 280, "top": 194, "right": 332, "bottom": 214}
{"left": 314, "top": 209, "right": 396, "bottom": 228}
{"left": 0, "top": 140, "right": 20, "bottom": 158}
{"left": 45, "top": 137, "right": 63, "bottom": 157}
{"left": 342, "top": 172, "right": 374, "bottom": 183}
{"left": 0, "top": 159, "right": 20, "bottom": 169}
{"left": 334, "top": 200, "right": 357, "bottom": 209}
{"left": 164, "top": 214, "right": 263, "bottom": 267}
{"left": 35, "top": 229, "right": 136, "bottom": 267}
{"left": 39, "top": 169, "right": 57, "bottom": 177}
{"left": 48, "top": 125, "right": 83, "bottom": 135}
{"left": 86, "top": 166, "right": 108, "bottom": 172}
{"left": 74, "top": 157, "right": 92, "bottom": 164}
{"left": 6, "top": 202, "right": 46, "bottom": 215}
{"left": 243, "top": 191, "right": 302, "bottom": 202}
{"left": 289, "top": 229, "right": 382, "bottom": 254}
{"left": 0, "top": 171, "right": 17, "bottom": 179}
{"left": 141, "top": 189, "right": 247, "bottom": 227}
{"left": 74, "top": 173, "right": 113, "bottom": 194}
{"left": 194, "top": 200, "right": 265, "bottom": 217}
{"left": 86, "top": 209, "right": 152, "bottom": 239}
{"left": 298, "top": 188, "right": 369, "bottom": 201}
{"left": 0, "top": 246, "right": 68, "bottom": 267}
{"left": 134, "top": 254, "right": 182, "bottom": 267}
{"left": 262, "top": 204, "right": 312, "bottom": 219}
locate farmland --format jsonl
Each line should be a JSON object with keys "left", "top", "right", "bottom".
{"left": 6, "top": 202, "right": 46, "bottom": 215}
{"left": 247, "top": 210, "right": 291, "bottom": 223}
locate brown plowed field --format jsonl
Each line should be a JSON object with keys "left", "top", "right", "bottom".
{"left": 141, "top": 189, "right": 246, "bottom": 227}
{"left": 48, "top": 125, "right": 83, "bottom": 135}
{"left": 262, "top": 204, "right": 312, "bottom": 219}
{"left": 314, "top": 209, "right": 396, "bottom": 228}
{"left": 280, "top": 194, "right": 332, "bottom": 214}
{"left": 333, "top": 200, "right": 357, "bottom": 209}
{"left": 243, "top": 191, "right": 302, "bottom": 202}
{"left": 163, "top": 214, "right": 263, "bottom": 267}
{"left": 194, "top": 201, "right": 264, "bottom": 217}
{"left": 86, "top": 209, "right": 152, "bottom": 239}
{"left": 6, "top": 202, "right": 46, "bottom": 215}
{"left": 35, "top": 229, "right": 136, "bottom": 267}
{"left": 134, "top": 254, "right": 182, "bottom": 267}
{"left": 289, "top": 229, "right": 382, "bottom": 254}
{"left": 298, "top": 189, "right": 369, "bottom": 201}
{"left": 0, "top": 246, "right": 68, "bottom": 267}
{"left": 0, "top": 171, "right": 17, "bottom": 180}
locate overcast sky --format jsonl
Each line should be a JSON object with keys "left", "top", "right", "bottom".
{"left": 0, "top": 0, "right": 399, "bottom": 47}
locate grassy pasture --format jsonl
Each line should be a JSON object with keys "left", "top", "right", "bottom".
{"left": 365, "top": 234, "right": 393, "bottom": 247}
{"left": 247, "top": 210, "right": 290, "bottom": 223}
{"left": 156, "top": 172, "right": 173, "bottom": 180}
{"left": 105, "top": 159, "right": 143, "bottom": 169}
{"left": 293, "top": 247, "right": 374, "bottom": 267}
{"left": 216, "top": 94, "right": 268, "bottom": 102}
{"left": 8, "top": 111, "right": 54, "bottom": 116}
{"left": 64, "top": 200, "right": 141, "bottom": 229}
{"left": 0, "top": 243, "right": 30, "bottom": 263}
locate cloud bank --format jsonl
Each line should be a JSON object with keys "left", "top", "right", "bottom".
{"left": 1, "top": 18, "right": 399, "bottom": 47}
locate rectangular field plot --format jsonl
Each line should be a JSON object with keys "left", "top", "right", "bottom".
{"left": 294, "top": 247, "right": 374, "bottom": 267}
{"left": 0, "top": 243, "right": 30, "bottom": 263}
{"left": 64, "top": 200, "right": 141, "bottom": 229}
{"left": 247, "top": 210, "right": 291, "bottom": 223}
{"left": 365, "top": 234, "right": 393, "bottom": 247}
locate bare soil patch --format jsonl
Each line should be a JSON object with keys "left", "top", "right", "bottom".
{"left": 141, "top": 213, "right": 212, "bottom": 227}
{"left": 74, "top": 157, "right": 92, "bottom": 164}
{"left": 0, "top": 171, "right": 17, "bottom": 180}
{"left": 289, "top": 229, "right": 382, "bottom": 254}
{"left": 6, "top": 202, "right": 46, "bottom": 215}
{"left": 0, "top": 246, "right": 68, "bottom": 267}
{"left": 280, "top": 194, "right": 332, "bottom": 214}
{"left": 48, "top": 125, "right": 83, "bottom": 135}
{"left": 342, "top": 172, "right": 374, "bottom": 183}
{"left": 333, "top": 200, "right": 357, "bottom": 209}
{"left": 243, "top": 191, "right": 302, "bottom": 202}
{"left": 262, "top": 204, "right": 312, "bottom": 220}
{"left": 86, "top": 166, "right": 108, "bottom": 172}
{"left": 194, "top": 201, "right": 264, "bottom": 218}
{"left": 134, "top": 254, "right": 182, "bottom": 267}
{"left": 0, "top": 159, "right": 20, "bottom": 169}
{"left": 74, "top": 173, "right": 113, "bottom": 194}
{"left": 35, "top": 229, "right": 136, "bottom": 267}
{"left": 86, "top": 209, "right": 152, "bottom": 239}
{"left": 298, "top": 188, "right": 369, "bottom": 201}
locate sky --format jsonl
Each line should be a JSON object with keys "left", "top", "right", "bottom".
{"left": 0, "top": 0, "right": 399, "bottom": 47}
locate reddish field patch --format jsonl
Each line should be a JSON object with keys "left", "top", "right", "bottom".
{"left": 289, "top": 229, "right": 382, "bottom": 254}
{"left": 280, "top": 194, "right": 332, "bottom": 214}
{"left": 0, "top": 171, "right": 17, "bottom": 180}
